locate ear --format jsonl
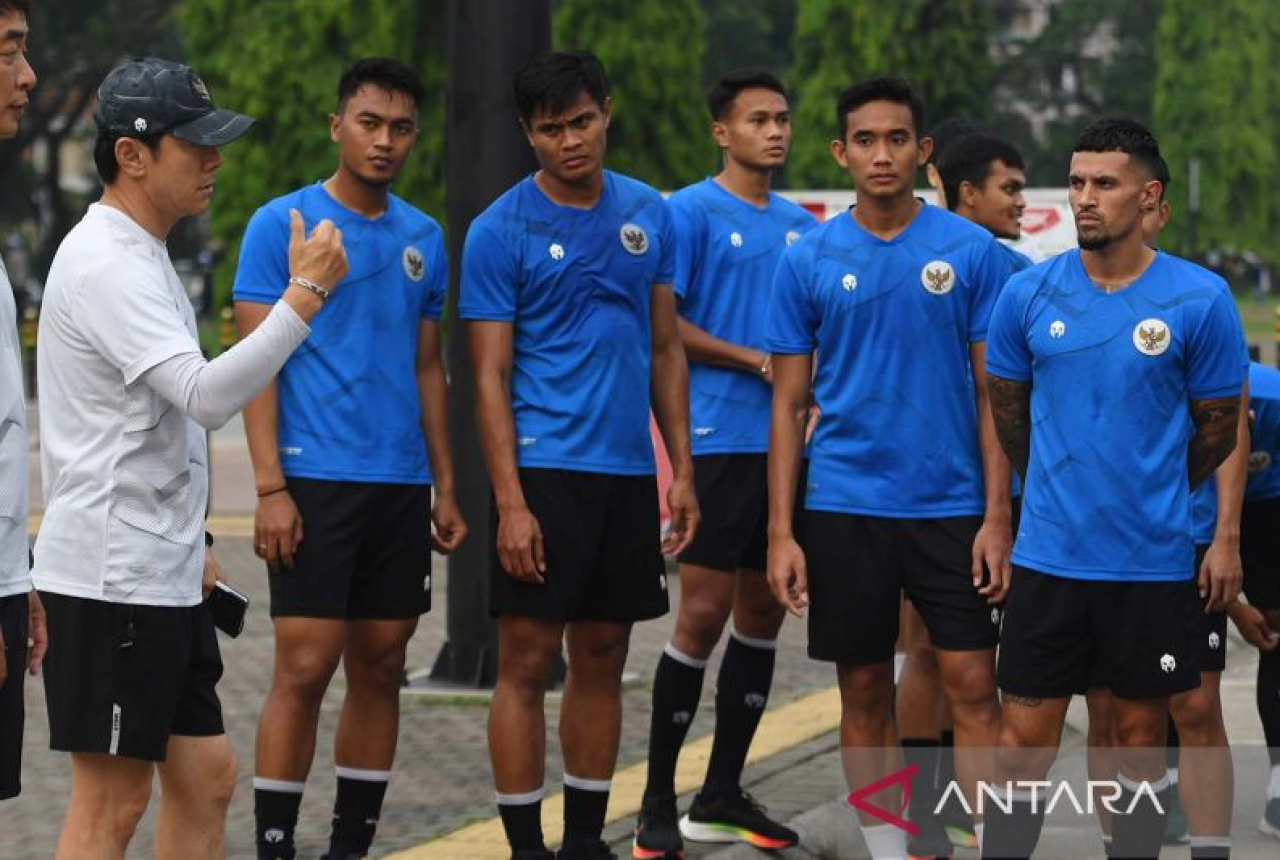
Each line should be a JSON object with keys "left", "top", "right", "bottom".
{"left": 1139, "top": 178, "right": 1163, "bottom": 213}
{"left": 829, "top": 138, "right": 848, "bottom": 169}
{"left": 519, "top": 119, "right": 535, "bottom": 148}
{"left": 329, "top": 112, "right": 341, "bottom": 143}
{"left": 916, "top": 134, "right": 934, "bottom": 167}
{"left": 710, "top": 119, "right": 730, "bottom": 150}
{"left": 959, "top": 179, "right": 979, "bottom": 208}
{"left": 113, "top": 137, "right": 151, "bottom": 179}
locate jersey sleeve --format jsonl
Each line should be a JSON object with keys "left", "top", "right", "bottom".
{"left": 966, "top": 235, "right": 1013, "bottom": 343}
{"left": 75, "top": 261, "right": 200, "bottom": 385}
{"left": 458, "top": 219, "right": 518, "bottom": 322}
{"left": 1187, "top": 288, "right": 1247, "bottom": 399}
{"left": 766, "top": 249, "right": 818, "bottom": 354}
{"left": 231, "top": 205, "right": 289, "bottom": 304}
{"left": 984, "top": 276, "right": 1032, "bottom": 382}
{"left": 669, "top": 199, "right": 703, "bottom": 302}
{"left": 420, "top": 233, "right": 448, "bottom": 321}
{"left": 654, "top": 198, "right": 677, "bottom": 287}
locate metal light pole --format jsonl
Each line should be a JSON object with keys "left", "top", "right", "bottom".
{"left": 426, "top": 0, "right": 551, "bottom": 687}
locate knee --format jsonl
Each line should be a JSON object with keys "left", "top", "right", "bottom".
{"left": 498, "top": 643, "right": 559, "bottom": 701}
{"left": 1113, "top": 717, "right": 1165, "bottom": 749}
{"left": 569, "top": 632, "right": 630, "bottom": 680}
{"left": 674, "top": 597, "right": 731, "bottom": 657}
{"left": 1171, "top": 687, "right": 1225, "bottom": 742}
{"left": 96, "top": 777, "right": 152, "bottom": 840}
{"left": 273, "top": 649, "right": 341, "bottom": 703}
{"left": 942, "top": 659, "right": 998, "bottom": 712}
{"left": 838, "top": 669, "right": 893, "bottom": 731}
{"left": 348, "top": 646, "right": 410, "bottom": 694}
{"left": 206, "top": 746, "right": 239, "bottom": 813}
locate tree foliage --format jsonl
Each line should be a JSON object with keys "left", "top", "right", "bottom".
{"left": 788, "top": 0, "right": 994, "bottom": 188}
{"left": 698, "top": 0, "right": 796, "bottom": 90}
{"left": 1153, "top": 0, "right": 1280, "bottom": 264}
{"left": 555, "top": 0, "right": 712, "bottom": 189}
{"left": 180, "top": 0, "right": 446, "bottom": 305}
{"left": 0, "top": 0, "right": 178, "bottom": 278}
{"left": 991, "top": 0, "right": 1160, "bottom": 188}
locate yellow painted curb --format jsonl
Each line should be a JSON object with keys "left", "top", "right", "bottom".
{"left": 388, "top": 685, "right": 841, "bottom": 859}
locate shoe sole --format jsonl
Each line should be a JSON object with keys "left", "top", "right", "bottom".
{"left": 678, "top": 815, "right": 798, "bottom": 849}
{"left": 944, "top": 825, "right": 977, "bottom": 850}
{"left": 1261, "top": 817, "right": 1280, "bottom": 840}
{"left": 631, "top": 844, "right": 683, "bottom": 860}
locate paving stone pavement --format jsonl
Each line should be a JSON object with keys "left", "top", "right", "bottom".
{"left": 0, "top": 535, "right": 835, "bottom": 858}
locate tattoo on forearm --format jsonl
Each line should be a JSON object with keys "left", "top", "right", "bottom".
{"left": 1188, "top": 396, "right": 1240, "bottom": 490}
{"left": 987, "top": 376, "right": 1032, "bottom": 480}
{"left": 1008, "top": 694, "right": 1042, "bottom": 708}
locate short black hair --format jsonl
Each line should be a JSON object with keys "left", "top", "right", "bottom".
{"left": 337, "top": 57, "right": 426, "bottom": 112}
{"left": 926, "top": 117, "right": 981, "bottom": 166}
{"left": 1152, "top": 152, "right": 1171, "bottom": 201}
{"left": 707, "top": 69, "right": 787, "bottom": 120}
{"left": 0, "top": 1, "right": 30, "bottom": 16}
{"left": 513, "top": 50, "right": 609, "bottom": 126}
{"left": 93, "top": 129, "right": 162, "bottom": 185}
{"left": 1073, "top": 119, "right": 1165, "bottom": 184}
{"left": 936, "top": 132, "right": 1025, "bottom": 210}
{"left": 835, "top": 77, "right": 925, "bottom": 140}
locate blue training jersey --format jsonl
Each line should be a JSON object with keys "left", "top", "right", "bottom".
{"left": 670, "top": 178, "right": 816, "bottom": 454}
{"left": 767, "top": 202, "right": 1013, "bottom": 517}
{"left": 459, "top": 171, "right": 675, "bottom": 475}
{"left": 998, "top": 241, "right": 1035, "bottom": 275}
{"left": 232, "top": 183, "right": 446, "bottom": 484}
{"left": 1246, "top": 362, "right": 1280, "bottom": 501}
{"left": 987, "top": 250, "right": 1247, "bottom": 581}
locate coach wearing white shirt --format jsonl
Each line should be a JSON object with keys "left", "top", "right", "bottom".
{"left": 34, "top": 57, "right": 348, "bottom": 859}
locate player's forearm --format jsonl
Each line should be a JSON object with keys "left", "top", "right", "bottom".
{"left": 473, "top": 368, "right": 526, "bottom": 513}
{"left": 768, "top": 356, "right": 810, "bottom": 539}
{"left": 975, "top": 375, "right": 1013, "bottom": 523}
{"left": 651, "top": 337, "right": 694, "bottom": 482}
{"left": 986, "top": 375, "right": 1032, "bottom": 480}
{"left": 1189, "top": 395, "right": 1242, "bottom": 491}
{"left": 677, "top": 316, "right": 767, "bottom": 376}
{"left": 417, "top": 359, "right": 457, "bottom": 498}
{"left": 234, "top": 302, "right": 287, "bottom": 489}
{"left": 1212, "top": 384, "right": 1250, "bottom": 544}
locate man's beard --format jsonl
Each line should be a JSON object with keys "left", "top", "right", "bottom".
{"left": 1077, "top": 231, "right": 1112, "bottom": 251}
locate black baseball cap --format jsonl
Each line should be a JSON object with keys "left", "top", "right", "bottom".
{"left": 94, "top": 57, "right": 254, "bottom": 146}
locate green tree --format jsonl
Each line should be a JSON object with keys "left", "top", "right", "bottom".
{"left": 699, "top": 0, "right": 796, "bottom": 89}
{"left": 991, "top": 0, "right": 1161, "bottom": 188}
{"left": 0, "top": 0, "right": 179, "bottom": 278}
{"left": 1154, "top": 0, "right": 1280, "bottom": 265}
{"left": 788, "top": 0, "right": 994, "bottom": 189}
{"left": 555, "top": 0, "right": 712, "bottom": 188}
{"left": 180, "top": 0, "right": 446, "bottom": 305}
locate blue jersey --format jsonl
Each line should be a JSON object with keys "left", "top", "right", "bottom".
{"left": 987, "top": 250, "right": 1246, "bottom": 581}
{"left": 670, "top": 178, "right": 816, "bottom": 454}
{"left": 998, "top": 241, "right": 1035, "bottom": 275}
{"left": 767, "top": 203, "right": 1012, "bottom": 517}
{"left": 459, "top": 171, "right": 675, "bottom": 475}
{"left": 233, "top": 183, "right": 446, "bottom": 484}
{"left": 1246, "top": 362, "right": 1280, "bottom": 501}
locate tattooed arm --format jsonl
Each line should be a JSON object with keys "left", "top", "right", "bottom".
{"left": 1188, "top": 396, "right": 1241, "bottom": 491}
{"left": 987, "top": 375, "right": 1032, "bottom": 481}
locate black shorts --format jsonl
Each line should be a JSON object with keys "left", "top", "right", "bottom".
{"left": 0, "top": 592, "right": 28, "bottom": 799}
{"left": 1241, "top": 497, "right": 1280, "bottom": 609}
{"left": 1000, "top": 566, "right": 1201, "bottom": 700}
{"left": 677, "top": 453, "right": 772, "bottom": 573}
{"left": 489, "top": 469, "right": 668, "bottom": 624}
{"left": 804, "top": 512, "right": 1000, "bottom": 665}
{"left": 41, "top": 592, "right": 224, "bottom": 762}
{"left": 271, "top": 478, "right": 433, "bottom": 620}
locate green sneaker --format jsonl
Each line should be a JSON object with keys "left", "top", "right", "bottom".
{"left": 1162, "top": 787, "right": 1189, "bottom": 845}
{"left": 1261, "top": 796, "right": 1280, "bottom": 840}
